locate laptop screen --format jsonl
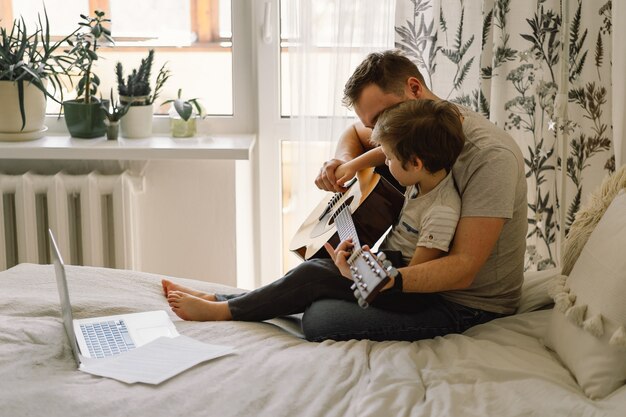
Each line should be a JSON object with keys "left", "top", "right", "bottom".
{"left": 49, "top": 229, "right": 81, "bottom": 366}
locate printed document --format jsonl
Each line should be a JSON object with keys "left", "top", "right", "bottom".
{"left": 79, "top": 335, "right": 235, "bottom": 384}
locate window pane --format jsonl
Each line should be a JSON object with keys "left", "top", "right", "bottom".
{"left": 11, "top": 0, "right": 88, "bottom": 35}
{"left": 110, "top": 0, "right": 194, "bottom": 46}
{"left": 10, "top": 0, "right": 233, "bottom": 116}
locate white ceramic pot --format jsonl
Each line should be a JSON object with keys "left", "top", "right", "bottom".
{"left": 120, "top": 104, "right": 153, "bottom": 138}
{"left": 0, "top": 80, "right": 46, "bottom": 134}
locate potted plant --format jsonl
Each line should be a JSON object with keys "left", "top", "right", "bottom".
{"left": 162, "top": 89, "right": 206, "bottom": 138}
{"left": 62, "top": 10, "right": 112, "bottom": 139}
{"left": 115, "top": 49, "right": 170, "bottom": 138}
{"left": 100, "top": 89, "right": 130, "bottom": 140}
{"left": 0, "top": 8, "right": 74, "bottom": 140}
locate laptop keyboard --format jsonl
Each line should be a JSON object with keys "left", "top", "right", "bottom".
{"left": 80, "top": 320, "right": 136, "bottom": 358}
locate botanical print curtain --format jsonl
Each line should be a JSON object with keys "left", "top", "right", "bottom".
{"left": 394, "top": 0, "right": 615, "bottom": 271}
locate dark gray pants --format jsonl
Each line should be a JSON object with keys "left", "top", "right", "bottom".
{"left": 216, "top": 258, "right": 504, "bottom": 342}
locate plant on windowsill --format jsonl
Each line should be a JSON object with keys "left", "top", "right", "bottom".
{"left": 162, "top": 88, "right": 206, "bottom": 138}
{"left": 115, "top": 49, "right": 171, "bottom": 138}
{"left": 0, "top": 7, "right": 75, "bottom": 141}
{"left": 100, "top": 89, "right": 131, "bottom": 140}
{"left": 62, "top": 10, "right": 113, "bottom": 139}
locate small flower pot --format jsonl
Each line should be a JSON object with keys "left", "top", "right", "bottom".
{"left": 105, "top": 120, "right": 120, "bottom": 140}
{"left": 170, "top": 117, "right": 197, "bottom": 138}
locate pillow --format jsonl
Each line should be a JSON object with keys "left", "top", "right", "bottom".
{"left": 561, "top": 165, "right": 626, "bottom": 275}
{"left": 544, "top": 190, "right": 626, "bottom": 399}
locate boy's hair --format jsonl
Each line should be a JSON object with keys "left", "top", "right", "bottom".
{"left": 371, "top": 100, "right": 465, "bottom": 174}
{"left": 342, "top": 50, "right": 426, "bottom": 108}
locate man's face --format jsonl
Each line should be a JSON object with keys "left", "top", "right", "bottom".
{"left": 353, "top": 84, "right": 411, "bottom": 129}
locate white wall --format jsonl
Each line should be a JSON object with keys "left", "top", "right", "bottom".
{"left": 137, "top": 159, "right": 249, "bottom": 288}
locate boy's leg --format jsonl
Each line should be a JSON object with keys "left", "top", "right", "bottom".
{"left": 302, "top": 292, "right": 504, "bottom": 342}
{"left": 216, "top": 258, "right": 355, "bottom": 322}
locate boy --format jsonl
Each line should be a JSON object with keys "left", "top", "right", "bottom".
{"left": 163, "top": 99, "right": 483, "bottom": 341}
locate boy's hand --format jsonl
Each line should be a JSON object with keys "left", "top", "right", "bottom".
{"left": 324, "top": 239, "right": 355, "bottom": 280}
{"left": 316, "top": 159, "right": 347, "bottom": 192}
{"left": 334, "top": 161, "right": 358, "bottom": 189}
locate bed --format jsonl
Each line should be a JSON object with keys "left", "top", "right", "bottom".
{"left": 1, "top": 262, "right": 624, "bottom": 417}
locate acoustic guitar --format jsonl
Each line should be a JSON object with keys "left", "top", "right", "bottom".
{"left": 289, "top": 167, "right": 404, "bottom": 306}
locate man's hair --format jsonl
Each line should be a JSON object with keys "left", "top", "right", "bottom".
{"left": 371, "top": 100, "right": 465, "bottom": 174}
{"left": 342, "top": 50, "right": 426, "bottom": 108}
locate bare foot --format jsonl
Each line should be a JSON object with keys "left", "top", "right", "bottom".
{"left": 167, "top": 291, "right": 232, "bottom": 321}
{"left": 161, "top": 279, "right": 216, "bottom": 301}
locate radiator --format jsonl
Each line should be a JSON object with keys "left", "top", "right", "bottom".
{"left": 0, "top": 171, "right": 142, "bottom": 271}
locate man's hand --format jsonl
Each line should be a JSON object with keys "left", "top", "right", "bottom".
{"left": 324, "top": 239, "right": 355, "bottom": 280}
{"left": 315, "top": 159, "right": 347, "bottom": 193}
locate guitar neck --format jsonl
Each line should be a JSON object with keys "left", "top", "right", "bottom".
{"left": 333, "top": 204, "right": 361, "bottom": 248}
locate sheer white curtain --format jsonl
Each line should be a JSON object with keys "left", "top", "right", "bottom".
{"left": 282, "top": 0, "right": 395, "bottom": 269}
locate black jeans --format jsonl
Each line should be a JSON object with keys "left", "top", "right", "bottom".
{"left": 215, "top": 258, "right": 504, "bottom": 342}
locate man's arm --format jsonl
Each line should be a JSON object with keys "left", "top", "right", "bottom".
{"left": 315, "top": 122, "right": 377, "bottom": 192}
{"left": 395, "top": 217, "right": 505, "bottom": 292}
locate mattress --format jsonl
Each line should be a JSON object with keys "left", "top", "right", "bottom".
{"left": 0, "top": 263, "right": 624, "bottom": 417}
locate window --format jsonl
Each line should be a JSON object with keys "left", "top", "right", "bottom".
{"left": 2, "top": 0, "right": 234, "bottom": 116}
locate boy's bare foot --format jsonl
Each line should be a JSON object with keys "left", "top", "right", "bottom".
{"left": 161, "top": 279, "right": 216, "bottom": 301}
{"left": 167, "top": 291, "right": 232, "bottom": 321}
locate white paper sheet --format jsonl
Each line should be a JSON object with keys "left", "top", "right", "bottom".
{"left": 79, "top": 335, "right": 235, "bottom": 384}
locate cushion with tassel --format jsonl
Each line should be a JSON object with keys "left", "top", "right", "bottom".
{"left": 544, "top": 189, "right": 626, "bottom": 399}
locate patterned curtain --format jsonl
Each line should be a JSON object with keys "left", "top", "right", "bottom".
{"left": 394, "top": 0, "right": 615, "bottom": 271}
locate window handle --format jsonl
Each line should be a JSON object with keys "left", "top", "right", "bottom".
{"left": 262, "top": 2, "right": 272, "bottom": 44}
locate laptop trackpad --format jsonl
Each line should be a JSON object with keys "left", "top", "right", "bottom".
{"left": 135, "top": 326, "right": 176, "bottom": 345}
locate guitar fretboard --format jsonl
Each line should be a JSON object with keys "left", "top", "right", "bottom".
{"left": 333, "top": 202, "right": 361, "bottom": 248}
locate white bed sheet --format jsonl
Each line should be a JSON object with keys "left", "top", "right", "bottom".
{"left": 0, "top": 263, "right": 624, "bottom": 417}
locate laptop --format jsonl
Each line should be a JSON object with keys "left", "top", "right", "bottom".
{"left": 49, "top": 229, "right": 179, "bottom": 367}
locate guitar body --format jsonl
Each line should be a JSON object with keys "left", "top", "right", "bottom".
{"left": 289, "top": 167, "right": 404, "bottom": 260}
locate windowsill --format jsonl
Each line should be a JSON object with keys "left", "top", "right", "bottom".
{"left": 0, "top": 133, "right": 255, "bottom": 161}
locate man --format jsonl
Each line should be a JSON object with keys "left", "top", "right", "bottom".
{"left": 303, "top": 49, "right": 527, "bottom": 341}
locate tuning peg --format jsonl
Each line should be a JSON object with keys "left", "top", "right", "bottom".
{"left": 353, "top": 289, "right": 361, "bottom": 298}
{"left": 350, "top": 283, "right": 357, "bottom": 291}
{"left": 382, "top": 260, "right": 392, "bottom": 269}
{"left": 358, "top": 298, "right": 369, "bottom": 309}
{"left": 376, "top": 251, "right": 386, "bottom": 261}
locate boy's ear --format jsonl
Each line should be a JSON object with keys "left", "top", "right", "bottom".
{"left": 411, "top": 156, "right": 424, "bottom": 171}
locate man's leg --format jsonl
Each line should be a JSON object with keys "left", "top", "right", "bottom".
{"left": 302, "top": 292, "right": 504, "bottom": 342}
{"left": 215, "top": 258, "right": 355, "bottom": 322}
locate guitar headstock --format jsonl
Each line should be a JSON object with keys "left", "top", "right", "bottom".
{"left": 348, "top": 250, "right": 398, "bottom": 309}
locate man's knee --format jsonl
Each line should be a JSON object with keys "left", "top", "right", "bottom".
{"left": 302, "top": 299, "right": 358, "bottom": 342}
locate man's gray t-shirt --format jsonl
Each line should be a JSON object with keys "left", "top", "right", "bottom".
{"left": 441, "top": 106, "right": 528, "bottom": 314}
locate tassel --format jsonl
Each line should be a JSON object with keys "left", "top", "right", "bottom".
{"left": 609, "top": 326, "right": 626, "bottom": 350}
{"left": 554, "top": 292, "right": 572, "bottom": 313}
{"left": 548, "top": 282, "right": 566, "bottom": 298}
{"left": 565, "top": 304, "right": 587, "bottom": 327}
{"left": 568, "top": 293, "right": 577, "bottom": 303}
{"left": 582, "top": 314, "right": 604, "bottom": 338}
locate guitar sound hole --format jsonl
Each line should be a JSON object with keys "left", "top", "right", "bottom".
{"left": 328, "top": 196, "right": 355, "bottom": 226}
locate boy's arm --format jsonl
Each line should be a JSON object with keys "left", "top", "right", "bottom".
{"left": 316, "top": 123, "right": 377, "bottom": 192}
{"left": 380, "top": 246, "right": 445, "bottom": 290}
{"left": 334, "top": 147, "right": 386, "bottom": 186}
